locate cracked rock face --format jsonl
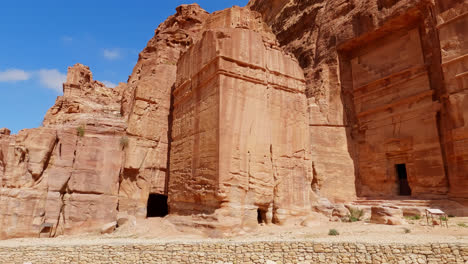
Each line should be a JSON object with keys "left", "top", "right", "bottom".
{"left": 0, "top": 4, "right": 211, "bottom": 239}
{"left": 117, "top": 4, "right": 210, "bottom": 218}
{"left": 0, "top": 64, "right": 126, "bottom": 239}
{"left": 169, "top": 6, "right": 312, "bottom": 229}
{"left": 1, "top": 0, "right": 468, "bottom": 239}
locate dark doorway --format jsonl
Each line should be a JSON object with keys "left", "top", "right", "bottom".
{"left": 146, "top": 194, "right": 168, "bottom": 217}
{"left": 257, "top": 209, "right": 267, "bottom": 224}
{"left": 395, "top": 164, "right": 411, "bottom": 196}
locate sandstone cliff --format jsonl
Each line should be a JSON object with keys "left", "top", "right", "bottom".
{"left": 249, "top": 0, "right": 468, "bottom": 206}
{"left": 0, "top": 64, "right": 126, "bottom": 238}
{"left": 118, "top": 4, "right": 209, "bottom": 218}
{"left": 0, "top": 0, "right": 467, "bottom": 239}
{"left": 169, "top": 6, "right": 312, "bottom": 229}
{"left": 0, "top": 4, "right": 211, "bottom": 239}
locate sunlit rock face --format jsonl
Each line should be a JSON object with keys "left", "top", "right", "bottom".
{"left": 249, "top": 0, "right": 468, "bottom": 207}
{"left": 169, "top": 6, "right": 312, "bottom": 228}
{"left": 117, "top": 4, "right": 210, "bottom": 219}
{"left": 0, "top": 64, "right": 126, "bottom": 239}
{"left": 1, "top": 0, "right": 467, "bottom": 239}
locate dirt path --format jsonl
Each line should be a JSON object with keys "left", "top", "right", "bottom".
{"left": 0, "top": 216, "right": 466, "bottom": 247}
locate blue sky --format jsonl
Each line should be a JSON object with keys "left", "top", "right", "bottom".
{"left": 0, "top": 0, "right": 249, "bottom": 133}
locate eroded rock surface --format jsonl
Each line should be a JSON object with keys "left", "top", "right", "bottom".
{"left": 0, "top": 64, "right": 126, "bottom": 239}
{"left": 118, "top": 4, "right": 210, "bottom": 217}
{"left": 1, "top": 0, "right": 467, "bottom": 239}
{"left": 249, "top": 0, "right": 468, "bottom": 204}
{"left": 170, "top": 6, "right": 312, "bottom": 229}
{"left": 370, "top": 206, "right": 406, "bottom": 225}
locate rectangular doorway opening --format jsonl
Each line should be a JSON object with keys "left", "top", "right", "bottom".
{"left": 395, "top": 164, "right": 411, "bottom": 196}
{"left": 146, "top": 194, "right": 168, "bottom": 218}
{"left": 257, "top": 209, "right": 267, "bottom": 224}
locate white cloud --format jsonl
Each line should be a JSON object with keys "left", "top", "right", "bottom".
{"left": 37, "top": 69, "right": 67, "bottom": 92}
{"left": 61, "top": 36, "right": 73, "bottom": 43}
{"left": 102, "top": 80, "right": 117, "bottom": 88}
{"left": 0, "top": 69, "right": 31, "bottom": 82}
{"left": 103, "top": 49, "right": 121, "bottom": 60}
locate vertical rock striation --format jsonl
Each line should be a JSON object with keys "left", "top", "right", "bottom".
{"left": 169, "top": 7, "right": 312, "bottom": 229}
{"left": 0, "top": 64, "right": 126, "bottom": 239}
{"left": 118, "top": 4, "right": 210, "bottom": 217}
{"left": 248, "top": 0, "right": 467, "bottom": 206}
{"left": 0, "top": 0, "right": 467, "bottom": 239}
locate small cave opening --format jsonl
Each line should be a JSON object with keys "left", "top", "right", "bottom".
{"left": 257, "top": 208, "right": 267, "bottom": 224}
{"left": 396, "top": 164, "right": 411, "bottom": 196}
{"left": 146, "top": 194, "right": 168, "bottom": 218}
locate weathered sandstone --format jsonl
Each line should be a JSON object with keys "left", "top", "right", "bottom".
{"left": 249, "top": 0, "right": 468, "bottom": 204}
{"left": 169, "top": 7, "right": 312, "bottom": 228}
{"left": 370, "top": 206, "right": 406, "bottom": 225}
{"left": 0, "top": 0, "right": 467, "bottom": 239}
{"left": 118, "top": 4, "right": 210, "bottom": 217}
{"left": 0, "top": 64, "right": 126, "bottom": 239}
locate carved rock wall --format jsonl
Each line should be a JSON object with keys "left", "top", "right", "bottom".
{"left": 0, "top": 4, "right": 212, "bottom": 240}
{"left": 118, "top": 4, "right": 209, "bottom": 217}
{"left": 248, "top": 0, "right": 468, "bottom": 202}
{"left": 437, "top": 1, "right": 468, "bottom": 201}
{"left": 170, "top": 7, "right": 312, "bottom": 227}
{"left": 1, "top": 0, "right": 467, "bottom": 240}
{"left": 350, "top": 27, "right": 447, "bottom": 197}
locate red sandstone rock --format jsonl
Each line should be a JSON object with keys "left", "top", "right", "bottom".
{"left": 249, "top": 0, "right": 468, "bottom": 204}
{"left": 169, "top": 7, "right": 312, "bottom": 229}
{"left": 0, "top": 64, "right": 126, "bottom": 239}
{"left": 370, "top": 206, "right": 406, "bottom": 225}
{"left": 0, "top": 129, "right": 10, "bottom": 136}
{"left": 118, "top": 4, "right": 210, "bottom": 217}
{"left": 1, "top": 0, "right": 468, "bottom": 240}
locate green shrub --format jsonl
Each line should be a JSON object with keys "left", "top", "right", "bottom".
{"left": 457, "top": 223, "right": 467, "bottom": 228}
{"left": 405, "top": 215, "right": 421, "bottom": 221}
{"left": 349, "top": 207, "right": 364, "bottom": 220}
{"left": 403, "top": 228, "right": 411, "bottom": 234}
{"left": 76, "top": 125, "right": 85, "bottom": 137}
{"left": 343, "top": 207, "right": 364, "bottom": 222}
{"left": 328, "top": 229, "right": 339, "bottom": 236}
{"left": 120, "top": 136, "right": 129, "bottom": 149}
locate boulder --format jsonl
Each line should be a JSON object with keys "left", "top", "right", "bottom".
{"left": 100, "top": 222, "right": 117, "bottom": 234}
{"left": 0, "top": 128, "right": 10, "bottom": 135}
{"left": 371, "top": 206, "right": 406, "bottom": 225}
{"left": 116, "top": 212, "right": 137, "bottom": 227}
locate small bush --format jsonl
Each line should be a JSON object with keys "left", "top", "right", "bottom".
{"left": 457, "top": 223, "right": 467, "bottom": 228}
{"left": 441, "top": 216, "right": 448, "bottom": 221}
{"left": 120, "top": 136, "right": 129, "bottom": 149}
{"left": 328, "top": 229, "right": 339, "bottom": 236}
{"left": 349, "top": 207, "right": 364, "bottom": 220}
{"left": 76, "top": 125, "right": 85, "bottom": 137}
{"left": 403, "top": 228, "right": 411, "bottom": 234}
{"left": 405, "top": 215, "right": 421, "bottom": 221}
{"left": 343, "top": 207, "right": 364, "bottom": 222}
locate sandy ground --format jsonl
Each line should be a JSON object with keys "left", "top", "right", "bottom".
{"left": 0, "top": 216, "right": 467, "bottom": 247}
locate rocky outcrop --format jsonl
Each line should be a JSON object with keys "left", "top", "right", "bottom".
{"left": 0, "top": 64, "right": 126, "bottom": 239}
{"left": 248, "top": 0, "right": 468, "bottom": 203}
{"left": 436, "top": 1, "right": 468, "bottom": 201}
{"left": 1, "top": 0, "right": 467, "bottom": 240}
{"left": 370, "top": 206, "right": 406, "bottom": 225}
{"left": 44, "top": 64, "right": 124, "bottom": 127}
{"left": 118, "top": 4, "right": 210, "bottom": 217}
{"left": 169, "top": 6, "right": 312, "bottom": 229}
